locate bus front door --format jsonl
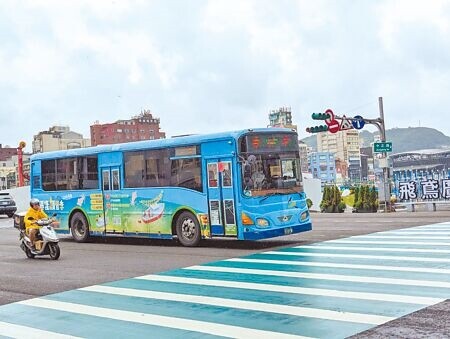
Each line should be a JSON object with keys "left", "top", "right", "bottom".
{"left": 206, "top": 159, "right": 237, "bottom": 237}
{"left": 101, "top": 166, "right": 123, "bottom": 234}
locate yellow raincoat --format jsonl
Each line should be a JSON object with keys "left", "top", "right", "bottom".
{"left": 24, "top": 207, "right": 48, "bottom": 231}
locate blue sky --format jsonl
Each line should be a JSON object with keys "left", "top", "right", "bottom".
{"left": 1, "top": 0, "right": 449, "bottom": 150}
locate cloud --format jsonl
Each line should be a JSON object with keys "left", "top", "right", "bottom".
{"left": 0, "top": 0, "right": 450, "bottom": 150}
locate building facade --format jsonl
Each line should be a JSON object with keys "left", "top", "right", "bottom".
{"left": 0, "top": 144, "right": 17, "bottom": 162}
{"left": 0, "top": 154, "right": 31, "bottom": 189}
{"left": 33, "top": 126, "right": 91, "bottom": 153}
{"left": 298, "top": 141, "right": 309, "bottom": 173}
{"left": 391, "top": 149, "right": 450, "bottom": 182}
{"left": 317, "top": 129, "right": 361, "bottom": 181}
{"left": 268, "top": 107, "right": 297, "bottom": 131}
{"left": 90, "top": 110, "right": 166, "bottom": 146}
{"left": 308, "top": 152, "right": 336, "bottom": 184}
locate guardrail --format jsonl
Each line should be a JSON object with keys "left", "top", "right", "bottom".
{"left": 395, "top": 200, "right": 450, "bottom": 212}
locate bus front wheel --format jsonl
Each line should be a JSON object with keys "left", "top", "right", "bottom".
{"left": 70, "top": 212, "right": 90, "bottom": 243}
{"left": 175, "top": 211, "right": 201, "bottom": 247}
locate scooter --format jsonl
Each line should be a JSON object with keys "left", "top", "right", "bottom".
{"left": 15, "top": 213, "right": 61, "bottom": 260}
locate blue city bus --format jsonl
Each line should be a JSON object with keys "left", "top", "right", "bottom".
{"left": 29, "top": 128, "right": 311, "bottom": 246}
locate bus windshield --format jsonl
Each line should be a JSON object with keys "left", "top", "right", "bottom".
{"left": 241, "top": 152, "right": 303, "bottom": 197}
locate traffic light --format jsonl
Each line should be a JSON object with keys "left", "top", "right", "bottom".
{"left": 311, "top": 112, "right": 331, "bottom": 120}
{"left": 306, "top": 125, "right": 329, "bottom": 133}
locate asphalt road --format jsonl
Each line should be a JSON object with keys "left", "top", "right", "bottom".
{"left": 1, "top": 210, "right": 450, "bottom": 337}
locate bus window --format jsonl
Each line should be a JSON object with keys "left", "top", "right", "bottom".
{"left": 124, "top": 149, "right": 169, "bottom": 188}
{"left": 102, "top": 170, "right": 110, "bottom": 191}
{"left": 41, "top": 156, "right": 98, "bottom": 191}
{"left": 241, "top": 153, "right": 303, "bottom": 195}
{"left": 208, "top": 163, "right": 218, "bottom": 188}
{"left": 124, "top": 151, "right": 144, "bottom": 188}
{"left": 42, "top": 159, "right": 56, "bottom": 191}
{"left": 112, "top": 169, "right": 120, "bottom": 190}
{"left": 171, "top": 158, "right": 202, "bottom": 192}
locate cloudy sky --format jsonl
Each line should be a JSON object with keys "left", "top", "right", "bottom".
{"left": 1, "top": 0, "right": 449, "bottom": 150}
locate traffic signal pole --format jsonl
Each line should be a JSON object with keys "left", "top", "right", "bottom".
{"left": 378, "top": 97, "right": 391, "bottom": 212}
{"left": 307, "top": 97, "right": 391, "bottom": 212}
{"left": 342, "top": 98, "right": 391, "bottom": 212}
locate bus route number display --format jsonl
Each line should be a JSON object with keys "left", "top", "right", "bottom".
{"left": 245, "top": 134, "right": 298, "bottom": 153}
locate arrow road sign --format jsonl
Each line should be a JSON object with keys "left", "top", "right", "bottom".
{"left": 352, "top": 115, "right": 365, "bottom": 130}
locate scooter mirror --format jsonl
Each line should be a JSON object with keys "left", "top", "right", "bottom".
{"left": 52, "top": 213, "right": 57, "bottom": 217}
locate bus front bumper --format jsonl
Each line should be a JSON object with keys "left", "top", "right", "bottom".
{"left": 242, "top": 222, "right": 312, "bottom": 240}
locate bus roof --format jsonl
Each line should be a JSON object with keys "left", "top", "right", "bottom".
{"left": 31, "top": 127, "right": 297, "bottom": 160}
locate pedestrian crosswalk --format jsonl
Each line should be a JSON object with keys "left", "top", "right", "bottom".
{"left": 1, "top": 221, "right": 450, "bottom": 338}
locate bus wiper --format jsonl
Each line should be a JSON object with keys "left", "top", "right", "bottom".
{"left": 259, "top": 188, "right": 301, "bottom": 203}
{"left": 259, "top": 192, "right": 284, "bottom": 202}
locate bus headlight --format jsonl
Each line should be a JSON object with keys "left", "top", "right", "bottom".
{"left": 256, "top": 218, "right": 269, "bottom": 228}
{"left": 300, "top": 211, "right": 309, "bottom": 221}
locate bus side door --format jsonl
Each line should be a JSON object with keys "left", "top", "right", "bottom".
{"left": 101, "top": 166, "right": 123, "bottom": 233}
{"left": 206, "top": 159, "right": 237, "bottom": 236}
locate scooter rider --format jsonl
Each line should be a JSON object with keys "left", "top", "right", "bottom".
{"left": 24, "top": 198, "right": 48, "bottom": 251}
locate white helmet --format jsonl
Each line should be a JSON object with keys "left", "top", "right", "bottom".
{"left": 30, "top": 198, "right": 40, "bottom": 207}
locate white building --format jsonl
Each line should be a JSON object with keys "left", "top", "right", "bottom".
{"left": 32, "top": 126, "right": 91, "bottom": 153}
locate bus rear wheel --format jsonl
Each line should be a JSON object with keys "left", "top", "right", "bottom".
{"left": 70, "top": 212, "right": 90, "bottom": 243}
{"left": 176, "top": 211, "right": 201, "bottom": 247}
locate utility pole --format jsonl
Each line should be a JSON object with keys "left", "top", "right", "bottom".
{"left": 378, "top": 97, "right": 391, "bottom": 212}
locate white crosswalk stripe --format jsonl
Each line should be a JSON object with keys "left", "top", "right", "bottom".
{"left": 263, "top": 250, "right": 450, "bottom": 263}
{"left": 183, "top": 265, "right": 450, "bottom": 288}
{"left": 19, "top": 298, "right": 311, "bottom": 339}
{"left": 136, "top": 274, "right": 443, "bottom": 305}
{"left": 0, "top": 321, "right": 81, "bottom": 339}
{"left": 299, "top": 245, "right": 450, "bottom": 254}
{"left": 225, "top": 257, "right": 450, "bottom": 276}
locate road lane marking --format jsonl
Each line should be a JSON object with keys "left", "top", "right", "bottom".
{"left": 0, "top": 320, "right": 81, "bottom": 339}
{"left": 183, "top": 265, "right": 450, "bottom": 289}
{"left": 299, "top": 245, "right": 450, "bottom": 254}
{"left": 135, "top": 274, "right": 443, "bottom": 305}
{"left": 380, "top": 231, "right": 450, "bottom": 235}
{"left": 326, "top": 240, "right": 450, "bottom": 246}
{"left": 18, "top": 298, "right": 310, "bottom": 339}
{"left": 263, "top": 250, "right": 450, "bottom": 263}
{"left": 226, "top": 257, "right": 450, "bottom": 275}
{"left": 354, "top": 235, "right": 450, "bottom": 240}
{"left": 80, "top": 285, "right": 392, "bottom": 325}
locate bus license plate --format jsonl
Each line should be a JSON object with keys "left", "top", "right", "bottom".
{"left": 284, "top": 227, "right": 293, "bottom": 235}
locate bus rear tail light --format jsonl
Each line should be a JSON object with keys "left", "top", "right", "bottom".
{"left": 241, "top": 212, "right": 254, "bottom": 225}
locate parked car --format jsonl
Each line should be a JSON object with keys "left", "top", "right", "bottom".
{"left": 0, "top": 192, "right": 17, "bottom": 218}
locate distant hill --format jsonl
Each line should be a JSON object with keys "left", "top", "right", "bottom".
{"left": 301, "top": 127, "right": 450, "bottom": 154}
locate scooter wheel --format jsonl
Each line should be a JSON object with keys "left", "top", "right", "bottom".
{"left": 25, "top": 248, "right": 35, "bottom": 259}
{"left": 49, "top": 243, "right": 60, "bottom": 260}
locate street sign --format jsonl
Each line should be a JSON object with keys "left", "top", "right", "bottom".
{"left": 339, "top": 115, "right": 353, "bottom": 130}
{"left": 351, "top": 115, "right": 365, "bottom": 130}
{"left": 328, "top": 119, "right": 340, "bottom": 133}
{"left": 374, "top": 141, "right": 393, "bottom": 153}
{"left": 324, "top": 109, "right": 334, "bottom": 126}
